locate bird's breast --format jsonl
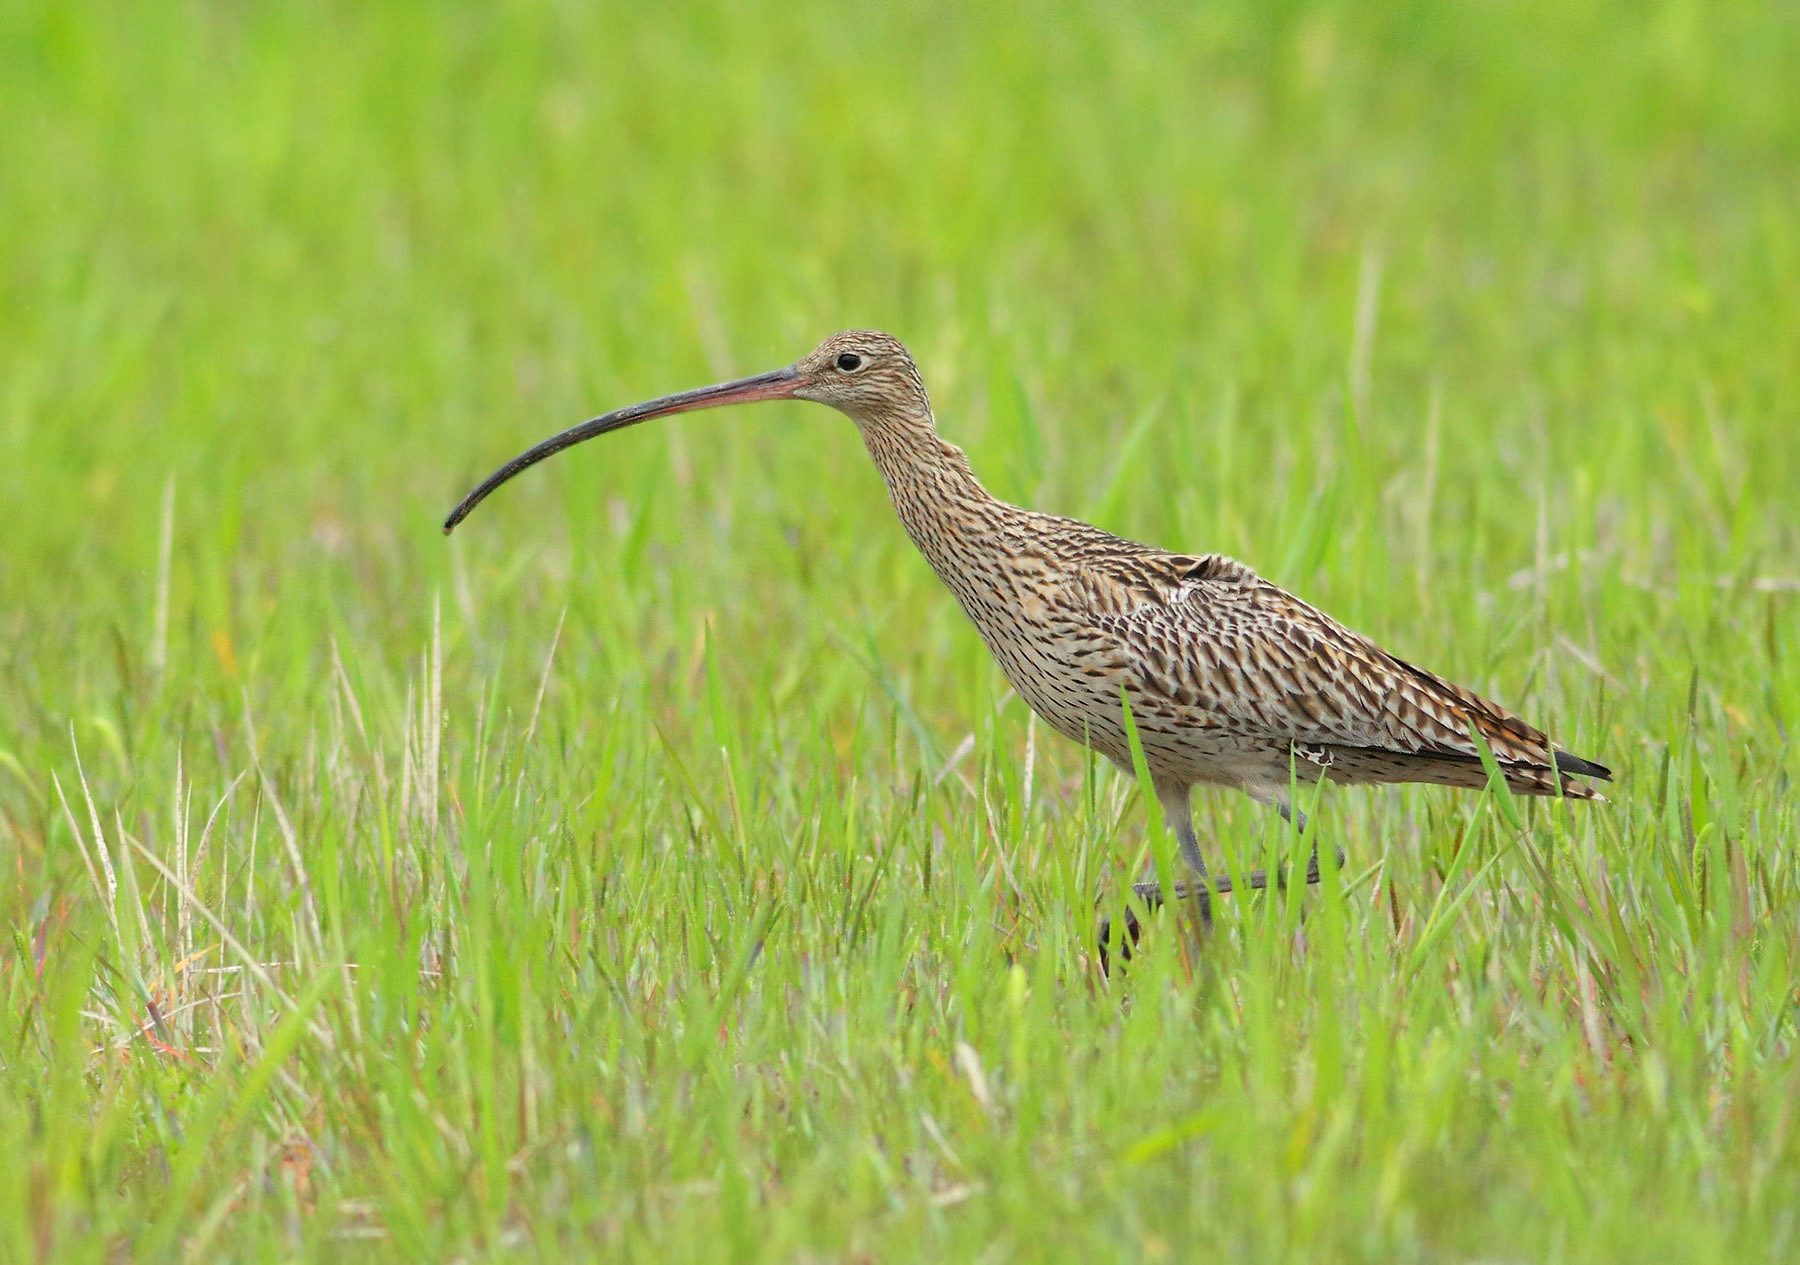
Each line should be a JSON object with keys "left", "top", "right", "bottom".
{"left": 930, "top": 556, "right": 1130, "bottom": 750}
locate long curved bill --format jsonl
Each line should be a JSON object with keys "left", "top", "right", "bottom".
{"left": 443, "top": 365, "right": 801, "bottom": 533}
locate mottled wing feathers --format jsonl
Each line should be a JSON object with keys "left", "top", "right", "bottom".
{"left": 1068, "top": 549, "right": 1610, "bottom": 798}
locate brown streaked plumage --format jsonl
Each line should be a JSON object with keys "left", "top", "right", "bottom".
{"left": 445, "top": 331, "right": 1612, "bottom": 942}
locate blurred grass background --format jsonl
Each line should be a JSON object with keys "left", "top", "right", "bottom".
{"left": 2, "top": 0, "right": 1798, "bottom": 1260}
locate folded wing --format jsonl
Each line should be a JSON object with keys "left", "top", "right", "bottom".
{"left": 1069, "top": 550, "right": 1611, "bottom": 798}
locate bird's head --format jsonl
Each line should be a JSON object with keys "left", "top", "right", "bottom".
{"left": 789, "top": 330, "right": 931, "bottom": 424}
{"left": 443, "top": 330, "right": 930, "bottom": 532}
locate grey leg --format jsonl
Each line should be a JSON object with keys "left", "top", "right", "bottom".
{"left": 1131, "top": 844, "right": 1345, "bottom": 904}
{"left": 1157, "top": 781, "right": 1212, "bottom": 886}
{"left": 1096, "top": 782, "right": 1345, "bottom": 972}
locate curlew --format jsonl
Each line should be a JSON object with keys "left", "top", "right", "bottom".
{"left": 444, "top": 331, "right": 1611, "bottom": 957}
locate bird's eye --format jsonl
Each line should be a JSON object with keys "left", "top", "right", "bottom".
{"left": 835, "top": 352, "right": 863, "bottom": 372}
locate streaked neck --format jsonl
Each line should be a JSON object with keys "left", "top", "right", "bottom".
{"left": 856, "top": 408, "right": 1013, "bottom": 574}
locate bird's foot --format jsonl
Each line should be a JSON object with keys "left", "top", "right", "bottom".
{"left": 1136, "top": 844, "right": 1344, "bottom": 902}
{"left": 1096, "top": 847, "right": 1346, "bottom": 974}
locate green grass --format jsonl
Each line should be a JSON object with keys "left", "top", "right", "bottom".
{"left": 3, "top": 0, "right": 1799, "bottom": 1259}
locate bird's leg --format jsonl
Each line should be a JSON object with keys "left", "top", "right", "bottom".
{"left": 1137, "top": 843, "right": 1346, "bottom": 902}
{"left": 1138, "top": 791, "right": 1341, "bottom": 900}
{"left": 1144, "top": 795, "right": 1346, "bottom": 896}
{"left": 1098, "top": 786, "right": 1345, "bottom": 972}
{"left": 1146, "top": 780, "right": 1213, "bottom": 924}
{"left": 1096, "top": 783, "right": 1211, "bottom": 972}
